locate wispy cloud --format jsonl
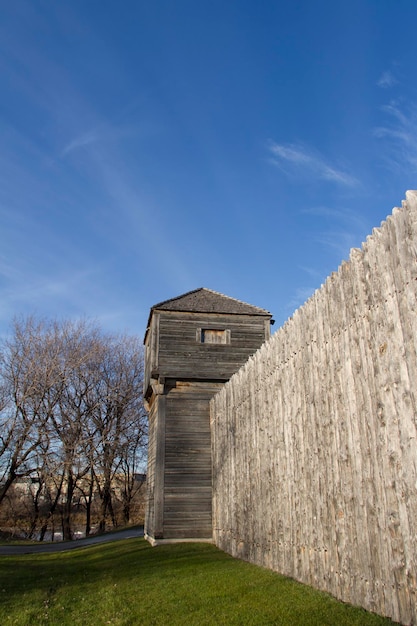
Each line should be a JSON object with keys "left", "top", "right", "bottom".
{"left": 268, "top": 141, "right": 358, "bottom": 186}
{"left": 374, "top": 100, "right": 417, "bottom": 170}
{"left": 302, "top": 205, "right": 368, "bottom": 230}
{"left": 60, "top": 124, "right": 142, "bottom": 158}
{"left": 286, "top": 286, "right": 317, "bottom": 313}
{"left": 377, "top": 70, "right": 397, "bottom": 89}
{"left": 302, "top": 205, "right": 369, "bottom": 258}
{"left": 61, "top": 131, "right": 99, "bottom": 156}
{"left": 284, "top": 204, "right": 369, "bottom": 317}
{"left": 0, "top": 10, "right": 195, "bottom": 320}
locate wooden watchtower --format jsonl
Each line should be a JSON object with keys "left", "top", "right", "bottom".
{"left": 143, "top": 288, "right": 272, "bottom": 544}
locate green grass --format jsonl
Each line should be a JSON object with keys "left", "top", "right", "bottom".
{"left": 0, "top": 539, "right": 397, "bottom": 625}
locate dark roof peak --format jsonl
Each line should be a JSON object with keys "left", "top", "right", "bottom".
{"left": 148, "top": 287, "right": 272, "bottom": 328}
{"left": 144, "top": 288, "right": 272, "bottom": 341}
{"left": 151, "top": 287, "right": 271, "bottom": 317}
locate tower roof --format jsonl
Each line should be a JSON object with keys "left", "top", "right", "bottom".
{"left": 145, "top": 288, "right": 272, "bottom": 341}
{"left": 152, "top": 287, "right": 271, "bottom": 315}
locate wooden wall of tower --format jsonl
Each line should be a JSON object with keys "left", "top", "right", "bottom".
{"left": 143, "top": 291, "right": 272, "bottom": 543}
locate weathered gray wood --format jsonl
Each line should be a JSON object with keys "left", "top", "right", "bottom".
{"left": 211, "top": 192, "right": 417, "bottom": 625}
{"left": 145, "top": 290, "right": 272, "bottom": 542}
{"left": 153, "top": 394, "right": 166, "bottom": 540}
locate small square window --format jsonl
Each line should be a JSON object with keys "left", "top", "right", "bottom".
{"left": 197, "top": 329, "right": 231, "bottom": 344}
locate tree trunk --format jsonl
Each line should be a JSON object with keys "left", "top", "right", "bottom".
{"left": 0, "top": 468, "right": 16, "bottom": 506}
{"left": 62, "top": 471, "right": 75, "bottom": 541}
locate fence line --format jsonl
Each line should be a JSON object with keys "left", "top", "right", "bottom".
{"left": 211, "top": 191, "right": 417, "bottom": 625}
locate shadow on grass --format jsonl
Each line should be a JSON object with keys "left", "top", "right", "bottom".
{"left": 0, "top": 539, "right": 399, "bottom": 626}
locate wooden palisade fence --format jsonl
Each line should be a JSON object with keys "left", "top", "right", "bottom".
{"left": 211, "top": 191, "right": 417, "bottom": 625}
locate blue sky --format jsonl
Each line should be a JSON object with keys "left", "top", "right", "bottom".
{"left": 1, "top": 0, "right": 417, "bottom": 339}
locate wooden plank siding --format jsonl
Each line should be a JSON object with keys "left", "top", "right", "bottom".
{"left": 144, "top": 312, "right": 160, "bottom": 399}
{"left": 157, "top": 312, "right": 270, "bottom": 380}
{"left": 143, "top": 396, "right": 156, "bottom": 539}
{"left": 163, "top": 381, "right": 224, "bottom": 538}
{"left": 144, "top": 289, "right": 272, "bottom": 543}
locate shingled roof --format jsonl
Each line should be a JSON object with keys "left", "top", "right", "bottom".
{"left": 151, "top": 288, "right": 271, "bottom": 316}
{"left": 144, "top": 288, "right": 272, "bottom": 341}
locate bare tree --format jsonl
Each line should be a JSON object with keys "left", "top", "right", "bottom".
{"left": 0, "top": 317, "right": 58, "bottom": 506}
{"left": 117, "top": 404, "right": 147, "bottom": 525}
{"left": 48, "top": 321, "right": 101, "bottom": 540}
{"left": 0, "top": 316, "right": 147, "bottom": 540}
{"left": 91, "top": 335, "right": 146, "bottom": 532}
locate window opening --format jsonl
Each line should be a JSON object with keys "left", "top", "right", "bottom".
{"left": 198, "top": 329, "right": 230, "bottom": 344}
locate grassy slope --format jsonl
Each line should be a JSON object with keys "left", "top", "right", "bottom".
{"left": 0, "top": 539, "right": 397, "bottom": 625}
